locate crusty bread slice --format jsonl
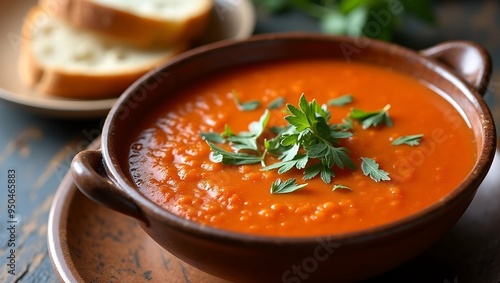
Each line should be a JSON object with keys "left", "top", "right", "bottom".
{"left": 39, "top": 0, "right": 213, "bottom": 47}
{"left": 19, "top": 7, "right": 187, "bottom": 99}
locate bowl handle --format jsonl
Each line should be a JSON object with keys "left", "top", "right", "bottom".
{"left": 71, "top": 149, "right": 149, "bottom": 224}
{"left": 420, "top": 41, "right": 492, "bottom": 96}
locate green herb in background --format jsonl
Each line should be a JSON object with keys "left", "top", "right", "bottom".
{"left": 252, "top": 0, "right": 436, "bottom": 41}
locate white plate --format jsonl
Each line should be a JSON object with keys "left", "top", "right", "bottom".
{"left": 0, "top": 0, "right": 255, "bottom": 119}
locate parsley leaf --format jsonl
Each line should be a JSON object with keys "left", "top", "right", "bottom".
{"left": 392, "top": 134, "right": 423, "bottom": 146}
{"left": 203, "top": 93, "right": 398, "bottom": 194}
{"left": 199, "top": 132, "right": 225, "bottom": 143}
{"left": 349, "top": 104, "right": 392, "bottom": 129}
{"left": 263, "top": 154, "right": 308, "bottom": 174}
{"left": 270, "top": 178, "right": 308, "bottom": 194}
{"left": 331, "top": 118, "right": 353, "bottom": 131}
{"left": 360, "top": 157, "right": 390, "bottom": 182}
{"left": 332, "top": 184, "right": 352, "bottom": 191}
{"left": 207, "top": 142, "right": 262, "bottom": 165}
{"left": 302, "top": 163, "right": 338, "bottom": 184}
{"left": 222, "top": 110, "right": 270, "bottom": 153}
{"left": 285, "top": 105, "right": 310, "bottom": 132}
{"left": 262, "top": 94, "right": 356, "bottom": 184}
{"left": 328, "top": 94, "right": 353, "bottom": 106}
{"left": 267, "top": 97, "right": 286, "bottom": 109}
{"left": 305, "top": 143, "right": 355, "bottom": 170}
{"left": 202, "top": 110, "right": 271, "bottom": 165}
{"left": 232, "top": 90, "right": 260, "bottom": 111}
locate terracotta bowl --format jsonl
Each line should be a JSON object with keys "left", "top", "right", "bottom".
{"left": 71, "top": 33, "right": 496, "bottom": 283}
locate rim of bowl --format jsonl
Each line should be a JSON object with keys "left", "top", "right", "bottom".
{"left": 102, "top": 32, "right": 497, "bottom": 245}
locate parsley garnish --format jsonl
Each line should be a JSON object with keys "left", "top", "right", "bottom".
{"left": 392, "top": 134, "right": 423, "bottom": 146}
{"left": 270, "top": 178, "right": 308, "bottom": 194}
{"left": 222, "top": 109, "right": 270, "bottom": 154}
{"left": 199, "top": 132, "right": 225, "bottom": 143}
{"left": 207, "top": 142, "right": 263, "bottom": 165}
{"left": 204, "top": 110, "right": 270, "bottom": 165}
{"left": 332, "top": 118, "right": 353, "bottom": 131}
{"left": 262, "top": 94, "right": 355, "bottom": 183}
{"left": 328, "top": 94, "right": 353, "bottom": 106}
{"left": 332, "top": 184, "right": 352, "bottom": 191}
{"left": 360, "top": 157, "right": 390, "bottom": 182}
{"left": 232, "top": 90, "right": 260, "bottom": 111}
{"left": 349, "top": 104, "right": 392, "bottom": 129}
{"left": 201, "top": 94, "right": 394, "bottom": 194}
{"left": 267, "top": 97, "right": 286, "bottom": 109}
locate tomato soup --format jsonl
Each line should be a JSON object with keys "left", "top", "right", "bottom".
{"left": 127, "top": 59, "right": 476, "bottom": 237}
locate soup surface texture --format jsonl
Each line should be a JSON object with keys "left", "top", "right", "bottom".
{"left": 128, "top": 59, "right": 476, "bottom": 237}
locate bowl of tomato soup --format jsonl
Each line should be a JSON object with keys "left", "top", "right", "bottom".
{"left": 71, "top": 33, "right": 496, "bottom": 282}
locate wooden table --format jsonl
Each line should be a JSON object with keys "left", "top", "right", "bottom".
{"left": 1, "top": 1, "right": 500, "bottom": 282}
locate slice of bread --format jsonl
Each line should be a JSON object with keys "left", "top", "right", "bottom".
{"left": 39, "top": 0, "right": 213, "bottom": 47}
{"left": 19, "top": 7, "right": 187, "bottom": 99}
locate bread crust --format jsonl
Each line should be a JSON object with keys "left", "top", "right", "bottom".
{"left": 18, "top": 7, "right": 188, "bottom": 99}
{"left": 39, "top": 0, "right": 213, "bottom": 47}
